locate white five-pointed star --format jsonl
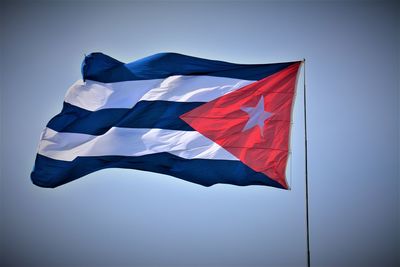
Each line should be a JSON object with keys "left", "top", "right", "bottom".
{"left": 240, "top": 96, "right": 272, "bottom": 137}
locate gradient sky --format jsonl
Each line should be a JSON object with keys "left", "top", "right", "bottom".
{"left": 1, "top": 1, "right": 399, "bottom": 267}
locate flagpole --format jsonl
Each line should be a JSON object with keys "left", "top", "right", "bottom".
{"left": 303, "top": 58, "right": 311, "bottom": 267}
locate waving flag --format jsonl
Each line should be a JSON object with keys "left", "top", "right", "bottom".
{"left": 31, "top": 53, "right": 301, "bottom": 189}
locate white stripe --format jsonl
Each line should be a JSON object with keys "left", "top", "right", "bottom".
{"left": 65, "top": 76, "right": 254, "bottom": 111}
{"left": 139, "top": 75, "right": 254, "bottom": 102}
{"left": 38, "top": 127, "right": 238, "bottom": 162}
{"left": 64, "top": 79, "right": 163, "bottom": 111}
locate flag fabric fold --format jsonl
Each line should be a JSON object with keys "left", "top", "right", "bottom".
{"left": 31, "top": 53, "right": 301, "bottom": 189}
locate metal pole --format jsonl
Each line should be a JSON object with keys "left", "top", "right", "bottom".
{"left": 303, "top": 59, "right": 311, "bottom": 267}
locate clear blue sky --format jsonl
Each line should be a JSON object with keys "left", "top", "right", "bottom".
{"left": 1, "top": 1, "right": 399, "bottom": 267}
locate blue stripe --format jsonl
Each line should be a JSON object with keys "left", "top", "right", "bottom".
{"left": 82, "top": 52, "right": 299, "bottom": 83}
{"left": 31, "top": 153, "right": 285, "bottom": 189}
{"left": 47, "top": 101, "right": 202, "bottom": 134}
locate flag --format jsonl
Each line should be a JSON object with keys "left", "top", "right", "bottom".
{"left": 31, "top": 53, "right": 301, "bottom": 189}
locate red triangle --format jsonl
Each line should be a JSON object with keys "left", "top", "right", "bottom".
{"left": 180, "top": 62, "right": 301, "bottom": 189}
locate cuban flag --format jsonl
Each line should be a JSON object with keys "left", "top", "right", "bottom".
{"left": 31, "top": 53, "right": 301, "bottom": 189}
